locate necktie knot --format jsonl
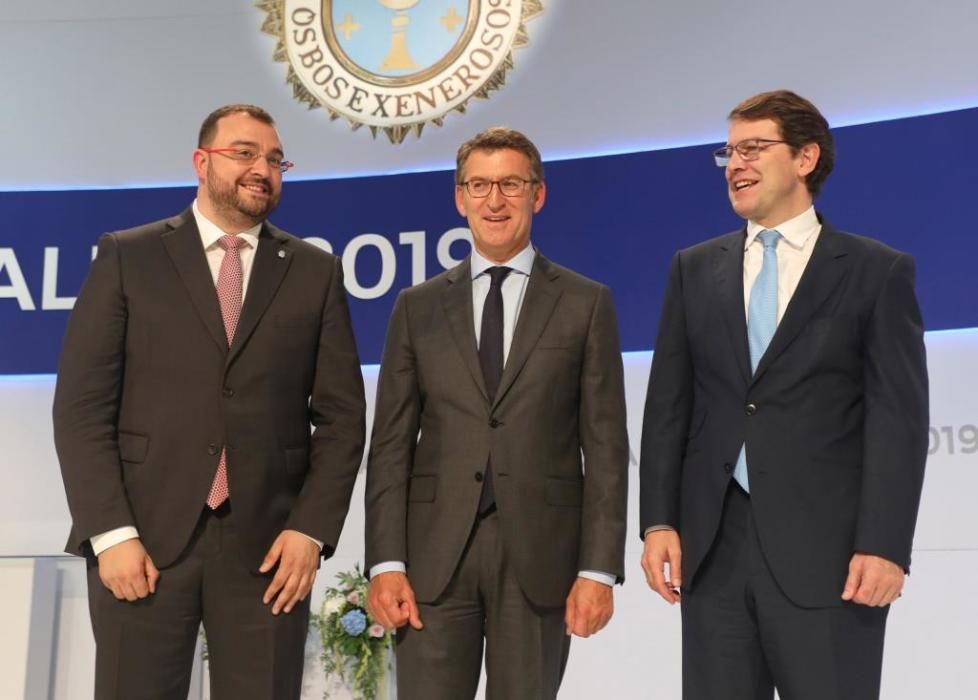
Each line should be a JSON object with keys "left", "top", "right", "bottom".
{"left": 218, "top": 234, "right": 247, "bottom": 251}
{"left": 758, "top": 229, "right": 781, "bottom": 249}
{"left": 486, "top": 266, "right": 512, "bottom": 288}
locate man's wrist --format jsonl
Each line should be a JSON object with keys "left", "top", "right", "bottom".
{"left": 369, "top": 561, "right": 406, "bottom": 579}
{"left": 295, "top": 531, "right": 324, "bottom": 552}
{"left": 578, "top": 570, "right": 616, "bottom": 587}
{"left": 89, "top": 527, "right": 139, "bottom": 556}
{"left": 643, "top": 524, "right": 676, "bottom": 539}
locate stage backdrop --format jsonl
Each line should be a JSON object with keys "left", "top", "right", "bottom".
{"left": 2, "top": 106, "right": 977, "bottom": 374}
{"left": 2, "top": 329, "right": 975, "bottom": 698}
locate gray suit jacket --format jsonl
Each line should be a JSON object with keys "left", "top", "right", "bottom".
{"left": 54, "top": 210, "right": 366, "bottom": 570}
{"left": 365, "top": 252, "right": 628, "bottom": 608}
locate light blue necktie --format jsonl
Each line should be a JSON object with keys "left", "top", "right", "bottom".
{"left": 732, "top": 229, "right": 781, "bottom": 492}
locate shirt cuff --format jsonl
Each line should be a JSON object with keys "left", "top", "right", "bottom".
{"left": 369, "top": 561, "right": 406, "bottom": 579}
{"left": 643, "top": 525, "right": 676, "bottom": 539}
{"left": 296, "top": 532, "right": 324, "bottom": 552}
{"left": 89, "top": 527, "right": 140, "bottom": 556}
{"left": 577, "top": 570, "right": 616, "bottom": 587}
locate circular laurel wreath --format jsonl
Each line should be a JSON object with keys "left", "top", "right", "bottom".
{"left": 255, "top": 0, "right": 544, "bottom": 144}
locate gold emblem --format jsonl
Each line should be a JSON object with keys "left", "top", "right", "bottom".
{"left": 255, "top": 1, "right": 544, "bottom": 144}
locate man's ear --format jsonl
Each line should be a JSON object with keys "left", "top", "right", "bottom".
{"left": 531, "top": 180, "right": 547, "bottom": 213}
{"left": 192, "top": 149, "right": 208, "bottom": 180}
{"left": 797, "top": 142, "right": 820, "bottom": 179}
{"left": 455, "top": 185, "right": 467, "bottom": 217}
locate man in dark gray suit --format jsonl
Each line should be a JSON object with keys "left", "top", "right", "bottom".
{"left": 54, "top": 104, "right": 365, "bottom": 699}
{"left": 365, "top": 127, "right": 628, "bottom": 699}
{"left": 639, "top": 90, "right": 928, "bottom": 699}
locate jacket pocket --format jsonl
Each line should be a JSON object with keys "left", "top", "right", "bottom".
{"left": 118, "top": 431, "right": 149, "bottom": 463}
{"left": 408, "top": 475, "right": 437, "bottom": 502}
{"left": 285, "top": 447, "right": 309, "bottom": 475}
{"left": 545, "top": 477, "right": 583, "bottom": 507}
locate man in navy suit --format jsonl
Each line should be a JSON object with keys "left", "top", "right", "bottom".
{"left": 639, "top": 90, "right": 928, "bottom": 699}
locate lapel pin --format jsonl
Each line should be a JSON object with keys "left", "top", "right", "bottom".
{"left": 278, "top": 249, "right": 286, "bottom": 259}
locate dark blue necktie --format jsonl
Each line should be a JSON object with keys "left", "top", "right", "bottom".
{"left": 478, "top": 266, "right": 511, "bottom": 513}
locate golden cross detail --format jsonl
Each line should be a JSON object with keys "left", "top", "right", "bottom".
{"left": 337, "top": 14, "right": 361, "bottom": 40}
{"left": 439, "top": 6, "right": 463, "bottom": 32}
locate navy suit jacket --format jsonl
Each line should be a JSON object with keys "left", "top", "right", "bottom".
{"left": 639, "top": 217, "right": 928, "bottom": 607}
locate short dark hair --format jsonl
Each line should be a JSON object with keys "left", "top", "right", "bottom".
{"left": 728, "top": 90, "right": 835, "bottom": 197}
{"left": 198, "top": 104, "right": 276, "bottom": 147}
{"left": 455, "top": 127, "right": 544, "bottom": 185}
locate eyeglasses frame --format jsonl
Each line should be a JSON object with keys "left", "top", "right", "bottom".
{"left": 712, "top": 139, "right": 789, "bottom": 168}
{"left": 459, "top": 177, "right": 540, "bottom": 198}
{"left": 199, "top": 147, "right": 294, "bottom": 174}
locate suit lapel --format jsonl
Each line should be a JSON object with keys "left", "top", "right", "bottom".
{"left": 494, "top": 253, "right": 561, "bottom": 408}
{"left": 161, "top": 212, "right": 227, "bottom": 354}
{"left": 715, "top": 231, "right": 751, "bottom": 384}
{"left": 228, "top": 224, "right": 292, "bottom": 366}
{"left": 751, "top": 222, "right": 851, "bottom": 384}
{"left": 440, "top": 258, "right": 489, "bottom": 400}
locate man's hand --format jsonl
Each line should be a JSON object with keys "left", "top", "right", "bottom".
{"left": 640, "top": 528, "right": 682, "bottom": 605}
{"left": 97, "top": 538, "right": 159, "bottom": 601}
{"left": 367, "top": 572, "right": 423, "bottom": 631}
{"left": 841, "top": 553, "right": 905, "bottom": 607}
{"left": 564, "top": 577, "right": 614, "bottom": 638}
{"left": 260, "top": 530, "right": 320, "bottom": 615}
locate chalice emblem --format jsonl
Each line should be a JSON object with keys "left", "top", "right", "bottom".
{"left": 378, "top": 0, "right": 419, "bottom": 71}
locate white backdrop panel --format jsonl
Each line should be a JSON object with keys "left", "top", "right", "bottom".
{"left": 2, "top": 329, "right": 973, "bottom": 697}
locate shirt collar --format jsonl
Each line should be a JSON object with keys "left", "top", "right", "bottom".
{"left": 745, "top": 206, "right": 819, "bottom": 251}
{"left": 192, "top": 199, "right": 261, "bottom": 251}
{"left": 470, "top": 244, "right": 536, "bottom": 280}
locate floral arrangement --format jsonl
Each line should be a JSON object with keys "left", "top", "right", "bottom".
{"left": 311, "top": 565, "right": 393, "bottom": 700}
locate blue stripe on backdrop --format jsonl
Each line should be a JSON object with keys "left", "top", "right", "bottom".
{"left": 1, "top": 107, "right": 976, "bottom": 374}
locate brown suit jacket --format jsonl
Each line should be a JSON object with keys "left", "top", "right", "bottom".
{"left": 365, "top": 252, "right": 628, "bottom": 608}
{"left": 54, "top": 210, "right": 366, "bottom": 570}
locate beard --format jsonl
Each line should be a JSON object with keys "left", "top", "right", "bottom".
{"left": 206, "top": 168, "right": 280, "bottom": 226}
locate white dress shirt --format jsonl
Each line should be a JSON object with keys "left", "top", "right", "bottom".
{"left": 743, "top": 206, "right": 821, "bottom": 322}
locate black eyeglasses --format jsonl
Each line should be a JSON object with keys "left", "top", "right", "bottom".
{"left": 200, "top": 147, "right": 294, "bottom": 173}
{"left": 460, "top": 177, "right": 538, "bottom": 198}
{"left": 713, "top": 139, "right": 787, "bottom": 167}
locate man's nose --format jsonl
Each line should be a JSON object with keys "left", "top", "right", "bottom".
{"left": 249, "top": 155, "right": 273, "bottom": 176}
{"left": 486, "top": 183, "right": 506, "bottom": 206}
{"left": 726, "top": 148, "right": 749, "bottom": 172}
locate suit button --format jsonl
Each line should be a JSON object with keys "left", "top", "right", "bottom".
{"left": 474, "top": 472, "right": 484, "bottom": 482}
{"left": 745, "top": 403, "right": 757, "bottom": 416}
{"left": 223, "top": 387, "right": 234, "bottom": 398}
{"left": 489, "top": 418, "right": 501, "bottom": 428}
{"left": 723, "top": 463, "right": 733, "bottom": 473}
{"left": 207, "top": 443, "right": 219, "bottom": 455}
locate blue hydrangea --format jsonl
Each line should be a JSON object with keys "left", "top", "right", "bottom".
{"left": 339, "top": 609, "right": 367, "bottom": 636}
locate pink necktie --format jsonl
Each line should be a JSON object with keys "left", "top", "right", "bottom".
{"left": 206, "top": 234, "right": 247, "bottom": 509}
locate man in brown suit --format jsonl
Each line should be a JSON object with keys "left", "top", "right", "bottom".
{"left": 365, "top": 127, "right": 629, "bottom": 699}
{"left": 53, "top": 104, "right": 365, "bottom": 699}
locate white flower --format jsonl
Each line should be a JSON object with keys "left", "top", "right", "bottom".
{"left": 368, "top": 624, "right": 385, "bottom": 638}
{"left": 346, "top": 590, "right": 361, "bottom": 606}
{"left": 323, "top": 596, "right": 345, "bottom": 615}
